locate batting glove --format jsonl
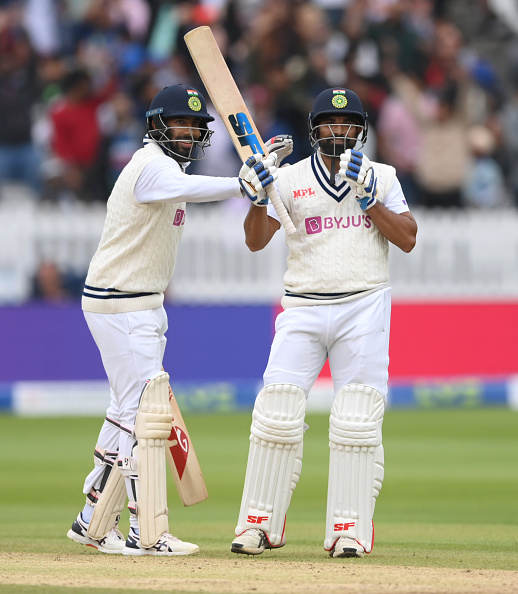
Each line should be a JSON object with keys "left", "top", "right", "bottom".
{"left": 265, "top": 134, "right": 293, "bottom": 166}
{"left": 239, "top": 153, "right": 278, "bottom": 206}
{"left": 339, "top": 149, "right": 378, "bottom": 211}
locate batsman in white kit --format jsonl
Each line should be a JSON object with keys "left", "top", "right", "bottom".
{"left": 231, "top": 88, "right": 417, "bottom": 558}
{"left": 66, "top": 84, "right": 277, "bottom": 556}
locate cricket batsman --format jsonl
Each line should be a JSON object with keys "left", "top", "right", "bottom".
{"left": 231, "top": 88, "right": 417, "bottom": 557}
{"left": 66, "top": 84, "right": 277, "bottom": 556}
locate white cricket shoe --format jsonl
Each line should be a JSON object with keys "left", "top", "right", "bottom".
{"left": 231, "top": 528, "right": 285, "bottom": 555}
{"left": 329, "top": 536, "right": 365, "bottom": 558}
{"left": 122, "top": 528, "right": 199, "bottom": 556}
{"left": 67, "top": 514, "right": 125, "bottom": 554}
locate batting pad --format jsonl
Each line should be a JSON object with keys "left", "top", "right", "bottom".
{"left": 236, "top": 383, "right": 306, "bottom": 546}
{"left": 87, "top": 463, "right": 126, "bottom": 540}
{"left": 324, "top": 384, "right": 385, "bottom": 554}
{"left": 134, "top": 371, "right": 174, "bottom": 548}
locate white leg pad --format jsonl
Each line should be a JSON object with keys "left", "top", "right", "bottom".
{"left": 134, "top": 371, "right": 174, "bottom": 548}
{"left": 87, "top": 462, "right": 126, "bottom": 540}
{"left": 236, "top": 383, "right": 306, "bottom": 546}
{"left": 324, "top": 384, "right": 385, "bottom": 554}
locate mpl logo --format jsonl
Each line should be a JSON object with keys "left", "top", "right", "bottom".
{"left": 173, "top": 208, "right": 185, "bottom": 226}
{"left": 293, "top": 188, "right": 315, "bottom": 200}
{"left": 228, "top": 112, "right": 263, "bottom": 154}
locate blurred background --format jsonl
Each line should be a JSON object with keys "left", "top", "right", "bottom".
{"left": 0, "top": 0, "right": 517, "bottom": 416}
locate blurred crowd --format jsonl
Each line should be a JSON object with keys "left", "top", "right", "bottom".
{"left": 2, "top": 0, "right": 518, "bottom": 212}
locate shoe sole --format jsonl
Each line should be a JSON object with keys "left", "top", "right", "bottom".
{"left": 331, "top": 546, "right": 364, "bottom": 558}
{"left": 231, "top": 544, "right": 265, "bottom": 555}
{"left": 231, "top": 540, "right": 285, "bottom": 555}
{"left": 122, "top": 547, "right": 199, "bottom": 557}
{"left": 67, "top": 529, "right": 124, "bottom": 554}
{"left": 332, "top": 550, "right": 364, "bottom": 558}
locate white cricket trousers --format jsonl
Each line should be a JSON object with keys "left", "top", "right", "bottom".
{"left": 264, "top": 288, "right": 391, "bottom": 400}
{"left": 82, "top": 307, "right": 168, "bottom": 495}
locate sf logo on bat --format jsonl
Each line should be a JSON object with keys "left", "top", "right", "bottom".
{"left": 228, "top": 112, "right": 263, "bottom": 154}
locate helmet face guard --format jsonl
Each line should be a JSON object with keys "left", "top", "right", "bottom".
{"left": 308, "top": 88, "right": 368, "bottom": 156}
{"left": 147, "top": 110, "right": 214, "bottom": 161}
{"left": 146, "top": 85, "right": 215, "bottom": 162}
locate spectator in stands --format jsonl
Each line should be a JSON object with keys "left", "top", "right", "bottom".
{"left": 423, "top": 20, "right": 464, "bottom": 90}
{"left": 499, "top": 79, "right": 518, "bottom": 206}
{"left": 98, "top": 91, "right": 145, "bottom": 193}
{"left": 47, "top": 67, "right": 116, "bottom": 202}
{"left": 245, "top": 0, "right": 316, "bottom": 157}
{"left": 343, "top": 0, "right": 429, "bottom": 81}
{"left": 462, "top": 124, "right": 507, "bottom": 209}
{"left": 32, "top": 261, "right": 71, "bottom": 303}
{"left": 393, "top": 73, "right": 471, "bottom": 208}
{"left": 377, "top": 74, "right": 422, "bottom": 206}
{"left": 0, "top": 8, "right": 42, "bottom": 194}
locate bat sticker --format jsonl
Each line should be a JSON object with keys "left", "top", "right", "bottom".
{"left": 167, "top": 425, "right": 189, "bottom": 479}
{"left": 228, "top": 112, "right": 263, "bottom": 154}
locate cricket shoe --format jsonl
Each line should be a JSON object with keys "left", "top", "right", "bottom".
{"left": 329, "top": 536, "right": 365, "bottom": 558}
{"left": 122, "top": 528, "right": 199, "bottom": 556}
{"left": 231, "top": 529, "right": 285, "bottom": 556}
{"left": 67, "top": 514, "right": 125, "bottom": 554}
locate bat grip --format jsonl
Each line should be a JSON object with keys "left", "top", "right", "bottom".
{"left": 266, "top": 185, "right": 296, "bottom": 235}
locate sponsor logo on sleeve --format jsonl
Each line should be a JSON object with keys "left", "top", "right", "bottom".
{"left": 173, "top": 209, "right": 186, "bottom": 226}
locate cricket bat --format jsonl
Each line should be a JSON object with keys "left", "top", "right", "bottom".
{"left": 166, "top": 382, "right": 208, "bottom": 506}
{"left": 184, "top": 26, "right": 296, "bottom": 236}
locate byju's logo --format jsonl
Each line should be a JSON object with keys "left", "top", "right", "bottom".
{"left": 173, "top": 209, "right": 185, "bottom": 226}
{"left": 305, "top": 215, "right": 372, "bottom": 235}
{"left": 306, "top": 216, "right": 322, "bottom": 234}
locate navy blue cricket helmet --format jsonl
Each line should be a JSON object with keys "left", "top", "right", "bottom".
{"left": 146, "top": 84, "right": 215, "bottom": 162}
{"left": 308, "top": 88, "right": 368, "bottom": 154}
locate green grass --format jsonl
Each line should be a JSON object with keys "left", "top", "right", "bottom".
{"left": 0, "top": 408, "right": 517, "bottom": 570}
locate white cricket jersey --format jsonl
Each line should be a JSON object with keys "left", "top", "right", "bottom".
{"left": 82, "top": 139, "right": 241, "bottom": 314}
{"left": 268, "top": 152, "right": 408, "bottom": 308}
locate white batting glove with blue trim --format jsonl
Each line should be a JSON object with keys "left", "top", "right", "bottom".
{"left": 265, "top": 134, "right": 293, "bottom": 166}
{"left": 239, "top": 153, "right": 278, "bottom": 206}
{"left": 339, "top": 149, "right": 378, "bottom": 211}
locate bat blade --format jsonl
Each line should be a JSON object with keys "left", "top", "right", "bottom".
{"left": 184, "top": 26, "right": 296, "bottom": 235}
{"left": 166, "top": 383, "right": 208, "bottom": 506}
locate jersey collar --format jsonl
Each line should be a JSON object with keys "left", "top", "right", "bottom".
{"left": 311, "top": 151, "right": 352, "bottom": 203}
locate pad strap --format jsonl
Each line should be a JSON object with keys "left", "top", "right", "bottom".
{"left": 87, "top": 462, "right": 126, "bottom": 539}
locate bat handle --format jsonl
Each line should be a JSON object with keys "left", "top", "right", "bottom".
{"left": 266, "top": 184, "right": 296, "bottom": 235}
